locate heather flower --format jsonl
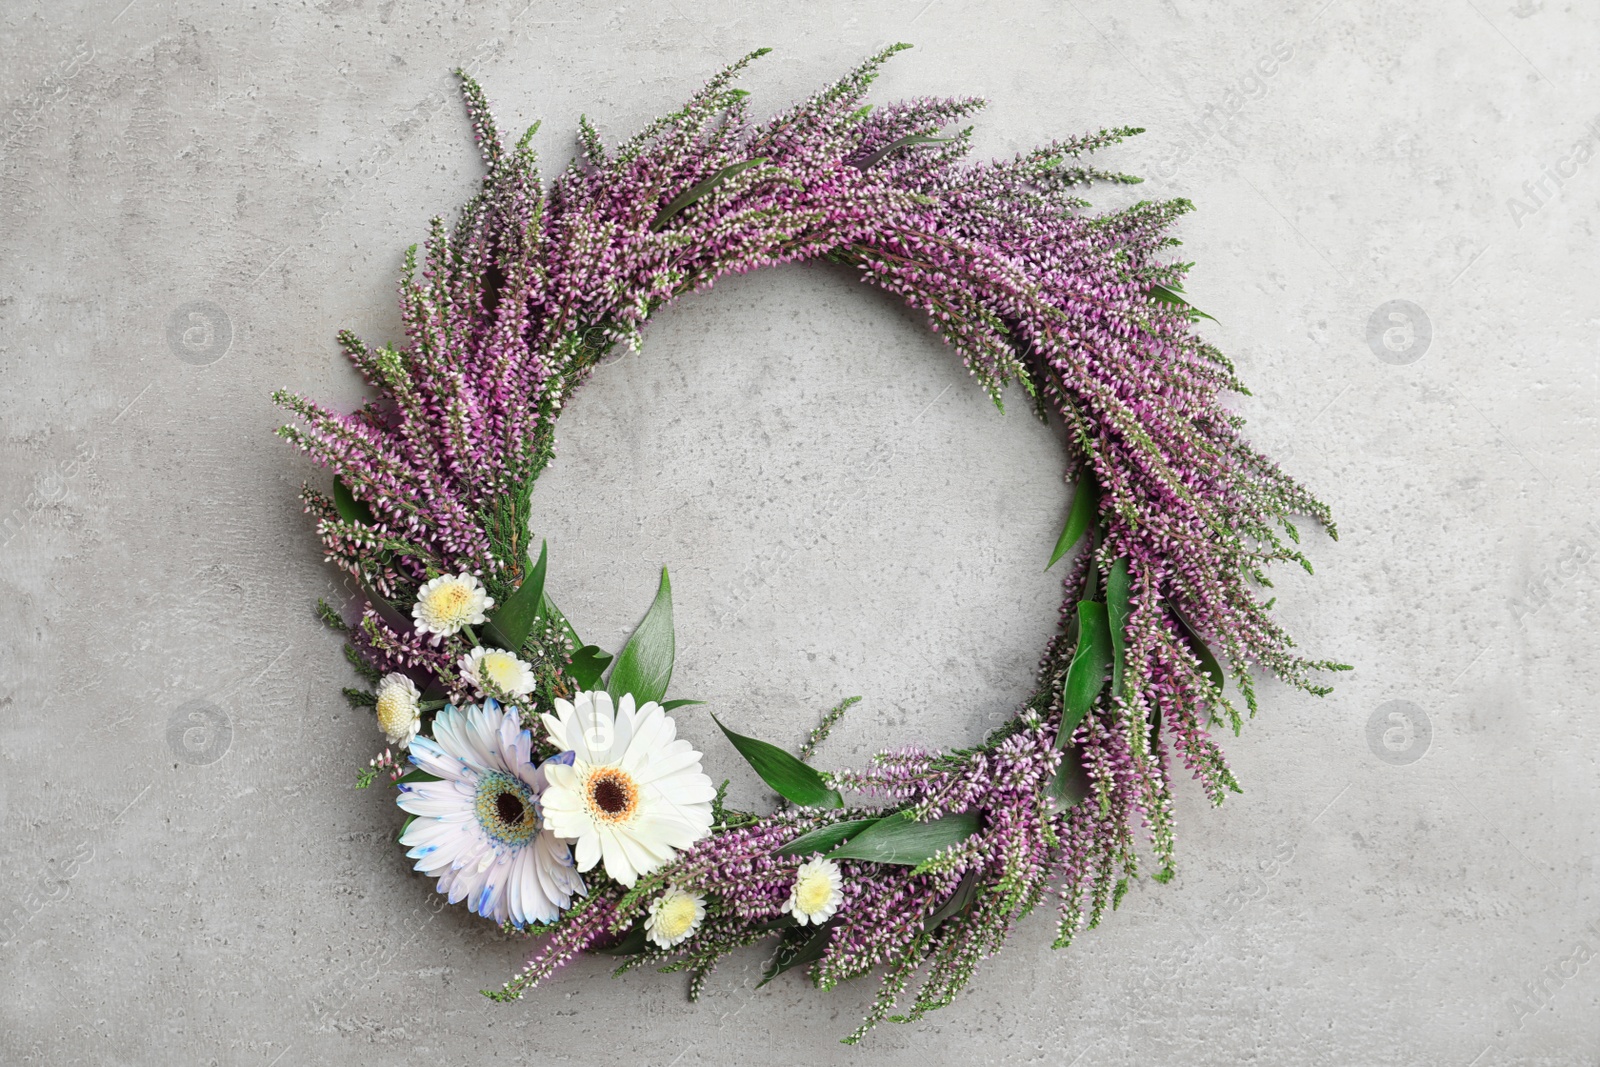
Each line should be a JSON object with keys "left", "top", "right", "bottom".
{"left": 374, "top": 673, "right": 421, "bottom": 748}
{"left": 645, "top": 887, "right": 706, "bottom": 948}
{"left": 786, "top": 857, "right": 843, "bottom": 926}
{"left": 412, "top": 573, "right": 493, "bottom": 643}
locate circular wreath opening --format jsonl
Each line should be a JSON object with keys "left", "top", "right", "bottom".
{"left": 274, "top": 45, "right": 1346, "bottom": 1044}
{"left": 525, "top": 258, "right": 1072, "bottom": 736}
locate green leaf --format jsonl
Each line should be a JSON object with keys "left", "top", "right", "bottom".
{"left": 1106, "top": 557, "right": 1132, "bottom": 701}
{"left": 1047, "top": 473, "right": 1099, "bottom": 570}
{"left": 1172, "top": 608, "right": 1225, "bottom": 692}
{"left": 650, "top": 158, "right": 768, "bottom": 231}
{"left": 925, "top": 869, "right": 981, "bottom": 930}
{"left": 399, "top": 813, "right": 418, "bottom": 840}
{"left": 482, "top": 541, "right": 548, "bottom": 651}
{"left": 396, "top": 768, "right": 441, "bottom": 786}
{"left": 332, "top": 476, "right": 376, "bottom": 526}
{"left": 1058, "top": 601, "right": 1112, "bottom": 749}
{"left": 360, "top": 581, "right": 413, "bottom": 638}
{"left": 1047, "top": 749, "right": 1091, "bottom": 809}
{"left": 853, "top": 133, "right": 958, "bottom": 170}
{"left": 1150, "top": 282, "right": 1217, "bottom": 322}
{"left": 712, "top": 715, "right": 842, "bottom": 809}
{"left": 827, "top": 811, "right": 980, "bottom": 866}
{"left": 592, "top": 922, "right": 649, "bottom": 956}
{"left": 756, "top": 924, "right": 831, "bottom": 987}
{"left": 660, "top": 698, "right": 703, "bottom": 711}
{"left": 567, "top": 645, "right": 612, "bottom": 691}
{"left": 774, "top": 818, "right": 880, "bottom": 858}
{"left": 606, "top": 567, "right": 675, "bottom": 705}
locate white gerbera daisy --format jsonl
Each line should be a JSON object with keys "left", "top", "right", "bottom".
{"left": 459, "top": 646, "right": 536, "bottom": 701}
{"left": 645, "top": 886, "right": 706, "bottom": 949}
{"left": 374, "top": 672, "right": 422, "bottom": 748}
{"left": 785, "top": 857, "right": 844, "bottom": 926}
{"left": 539, "top": 690, "right": 716, "bottom": 888}
{"left": 412, "top": 572, "right": 494, "bottom": 644}
{"left": 398, "top": 701, "right": 585, "bottom": 927}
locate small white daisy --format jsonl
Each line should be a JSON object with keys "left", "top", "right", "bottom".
{"left": 374, "top": 673, "right": 422, "bottom": 749}
{"left": 412, "top": 572, "right": 494, "bottom": 644}
{"left": 460, "top": 646, "right": 536, "bottom": 701}
{"left": 645, "top": 886, "right": 706, "bottom": 949}
{"left": 785, "top": 856, "right": 844, "bottom": 926}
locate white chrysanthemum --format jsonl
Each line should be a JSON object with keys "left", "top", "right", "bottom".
{"left": 645, "top": 886, "right": 706, "bottom": 949}
{"left": 459, "top": 646, "right": 536, "bottom": 701}
{"left": 397, "top": 701, "right": 585, "bottom": 927}
{"left": 539, "top": 690, "right": 716, "bottom": 888}
{"left": 374, "top": 673, "right": 422, "bottom": 748}
{"left": 412, "top": 572, "right": 494, "bottom": 643}
{"left": 785, "top": 857, "right": 844, "bottom": 926}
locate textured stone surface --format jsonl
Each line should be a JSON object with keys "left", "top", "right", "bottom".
{"left": 2, "top": 1, "right": 1596, "bottom": 1063}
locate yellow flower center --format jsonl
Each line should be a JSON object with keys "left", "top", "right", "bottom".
{"left": 482, "top": 651, "right": 522, "bottom": 689}
{"left": 375, "top": 688, "right": 415, "bottom": 736}
{"left": 422, "top": 582, "right": 474, "bottom": 625}
{"left": 583, "top": 767, "right": 640, "bottom": 824}
{"left": 655, "top": 894, "right": 699, "bottom": 940}
{"left": 795, "top": 871, "right": 834, "bottom": 914}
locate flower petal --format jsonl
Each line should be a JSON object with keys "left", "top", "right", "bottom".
{"left": 598, "top": 827, "right": 637, "bottom": 886}
{"left": 406, "top": 735, "right": 473, "bottom": 782}
{"left": 573, "top": 831, "right": 602, "bottom": 873}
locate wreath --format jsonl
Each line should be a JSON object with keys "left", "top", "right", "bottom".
{"left": 274, "top": 45, "right": 1345, "bottom": 1043}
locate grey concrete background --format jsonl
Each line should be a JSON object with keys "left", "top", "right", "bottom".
{"left": 1, "top": 0, "right": 1595, "bottom": 1063}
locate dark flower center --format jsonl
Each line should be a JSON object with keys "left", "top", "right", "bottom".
{"left": 495, "top": 791, "right": 526, "bottom": 825}
{"left": 474, "top": 771, "right": 539, "bottom": 846}
{"left": 585, "top": 768, "right": 639, "bottom": 822}
{"left": 593, "top": 779, "right": 628, "bottom": 813}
